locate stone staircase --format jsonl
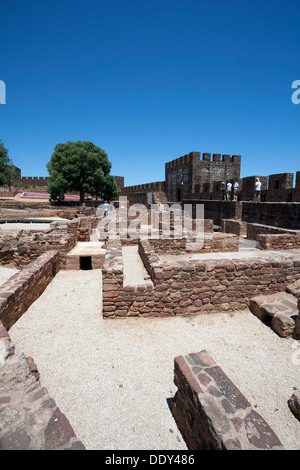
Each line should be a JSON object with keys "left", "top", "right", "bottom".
{"left": 249, "top": 280, "right": 300, "bottom": 339}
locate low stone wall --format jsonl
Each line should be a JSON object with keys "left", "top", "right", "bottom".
{"left": 147, "top": 233, "right": 239, "bottom": 255}
{"left": 257, "top": 233, "right": 300, "bottom": 251}
{"left": 222, "top": 218, "right": 247, "bottom": 236}
{"left": 0, "top": 320, "right": 85, "bottom": 450}
{"left": 245, "top": 223, "right": 300, "bottom": 250}
{"left": 171, "top": 351, "right": 283, "bottom": 450}
{"left": 182, "top": 200, "right": 242, "bottom": 226}
{"left": 0, "top": 251, "right": 60, "bottom": 331}
{"left": 181, "top": 201, "right": 300, "bottom": 231}
{"left": 102, "top": 238, "right": 300, "bottom": 318}
{"left": 102, "top": 239, "right": 154, "bottom": 318}
{"left": 247, "top": 222, "right": 299, "bottom": 240}
{"left": 0, "top": 225, "right": 78, "bottom": 269}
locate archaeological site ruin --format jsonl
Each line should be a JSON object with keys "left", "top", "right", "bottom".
{"left": 0, "top": 151, "right": 300, "bottom": 450}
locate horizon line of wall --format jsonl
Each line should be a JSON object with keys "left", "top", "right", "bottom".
{"left": 120, "top": 174, "right": 300, "bottom": 203}
{"left": 121, "top": 173, "right": 300, "bottom": 192}
{"left": 165, "top": 151, "right": 241, "bottom": 169}
{"left": 2, "top": 174, "right": 125, "bottom": 190}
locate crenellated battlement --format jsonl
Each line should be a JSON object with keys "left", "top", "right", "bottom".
{"left": 121, "top": 181, "right": 165, "bottom": 192}
{"left": 11, "top": 176, "right": 50, "bottom": 188}
{"left": 8, "top": 174, "right": 124, "bottom": 191}
{"left": 165, "top": 152, "right": 241, "bottom": 169}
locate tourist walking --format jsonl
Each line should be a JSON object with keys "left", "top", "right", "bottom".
{"left": 104, "top": 201, "right": 109, "bottom": 216}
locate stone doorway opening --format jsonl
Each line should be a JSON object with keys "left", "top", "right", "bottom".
{"left": 80, "top": 256, "right": 92, "bottom": 270}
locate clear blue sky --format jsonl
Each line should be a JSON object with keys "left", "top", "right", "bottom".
{"left": 0, "top": 0, "right": 299, "bottom": 186}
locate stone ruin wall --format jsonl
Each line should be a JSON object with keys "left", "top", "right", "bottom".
{"left": 222, "top": 220, "right": 300, "bottom": 250}
{"left": 102, "top": 237, "right": 300, "bottom": 319}
{"left": 0, "top": 224, "right": 78, "bottom": 270}
{"left": 183, "top": 200, "right": 300, "bottom": 230}
{"left": 146, "top": 233, "right": 239, "bottom": 255}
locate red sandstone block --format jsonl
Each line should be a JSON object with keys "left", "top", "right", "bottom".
{"left": 194, "top": 263, "right": 205, "bottom": 272}
{"left": 103, "top": 284, "right": 119, "bottom": 291}
{"left": 170, "top": 281, "right": 184, "bottom": 289}
{"left": 154, "top": 283, "right": 170, "bottom": 291}
{"left": 122, "top": 285, "right": 136, "bottom": 292}
{"left": 102, "top": 291, "right": 119, "bottom": 298}
{"left": 138, "top": 307, "right": 151, "bottom": 313}
{"left": 172, "top": 351, "right": 283, "bottom": 450}
{"left": 115, "top": 309, "right": 128, "bottom": 316}
{"left": 102, "top": 306, "right": 116, "bottom": 312}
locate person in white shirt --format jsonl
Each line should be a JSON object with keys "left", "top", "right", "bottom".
{"left": 226, "top": 181, "right": 232, "bottom": 200}
{"left": 254, "top": 178, "right": 262, "bottom": 201}
{"left": 233, "top": 180, "right": 239, "bottom": 201}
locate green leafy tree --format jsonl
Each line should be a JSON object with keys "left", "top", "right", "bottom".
{"left": 47, "top": 141, "right": 119, "bottom": 203}
{"left": 0, "top": 140, "right": 14, "bottom": 187}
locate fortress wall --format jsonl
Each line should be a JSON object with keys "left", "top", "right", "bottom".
{"left": 165, "top": 152, "right": 241, "bottom": 202}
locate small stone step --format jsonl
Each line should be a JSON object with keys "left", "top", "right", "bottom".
{"left": 249, "top": 292, "right": 298, "bottom": 338}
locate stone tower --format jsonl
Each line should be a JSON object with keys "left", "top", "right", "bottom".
{"left": 165, "top": 152, "right": 241, "bottom": 201}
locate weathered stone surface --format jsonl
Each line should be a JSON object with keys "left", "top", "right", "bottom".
{"left": 249, "top": 292, "right": 298, "bottom": 337}
{"left": 171, "top": 350, "right": 283, "bottom": 450}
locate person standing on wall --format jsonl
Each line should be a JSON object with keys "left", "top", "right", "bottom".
{"left": 233, "top": 180, "right": 239, "bottom": 201}
{"left": 254, "top": 178, "right": 262, "bottom": 202}
{"left": 226, "top": 181, "right": 232, "bottom": 200}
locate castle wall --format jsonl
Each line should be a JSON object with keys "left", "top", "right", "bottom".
{"left": 120, "top": 181, "right": 166, "bottom": 206}
{"left": 6, "top": 175, "right": 124, "bottom": 192}
{"left": 9, "top": 176, "right": 49, "bottom": 190}
{"left": 165, "top": 152, "right": 241, "bottom": 202}
{"left": 183, "top": 200, "right": 300, "bottom": 230}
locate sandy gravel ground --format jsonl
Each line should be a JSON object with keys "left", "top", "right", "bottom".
{"left": 9, "top": 269, "right": 300, "bottom": 450}
{"left": 0, "top": 266, "right": 19, "bottom": 286}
